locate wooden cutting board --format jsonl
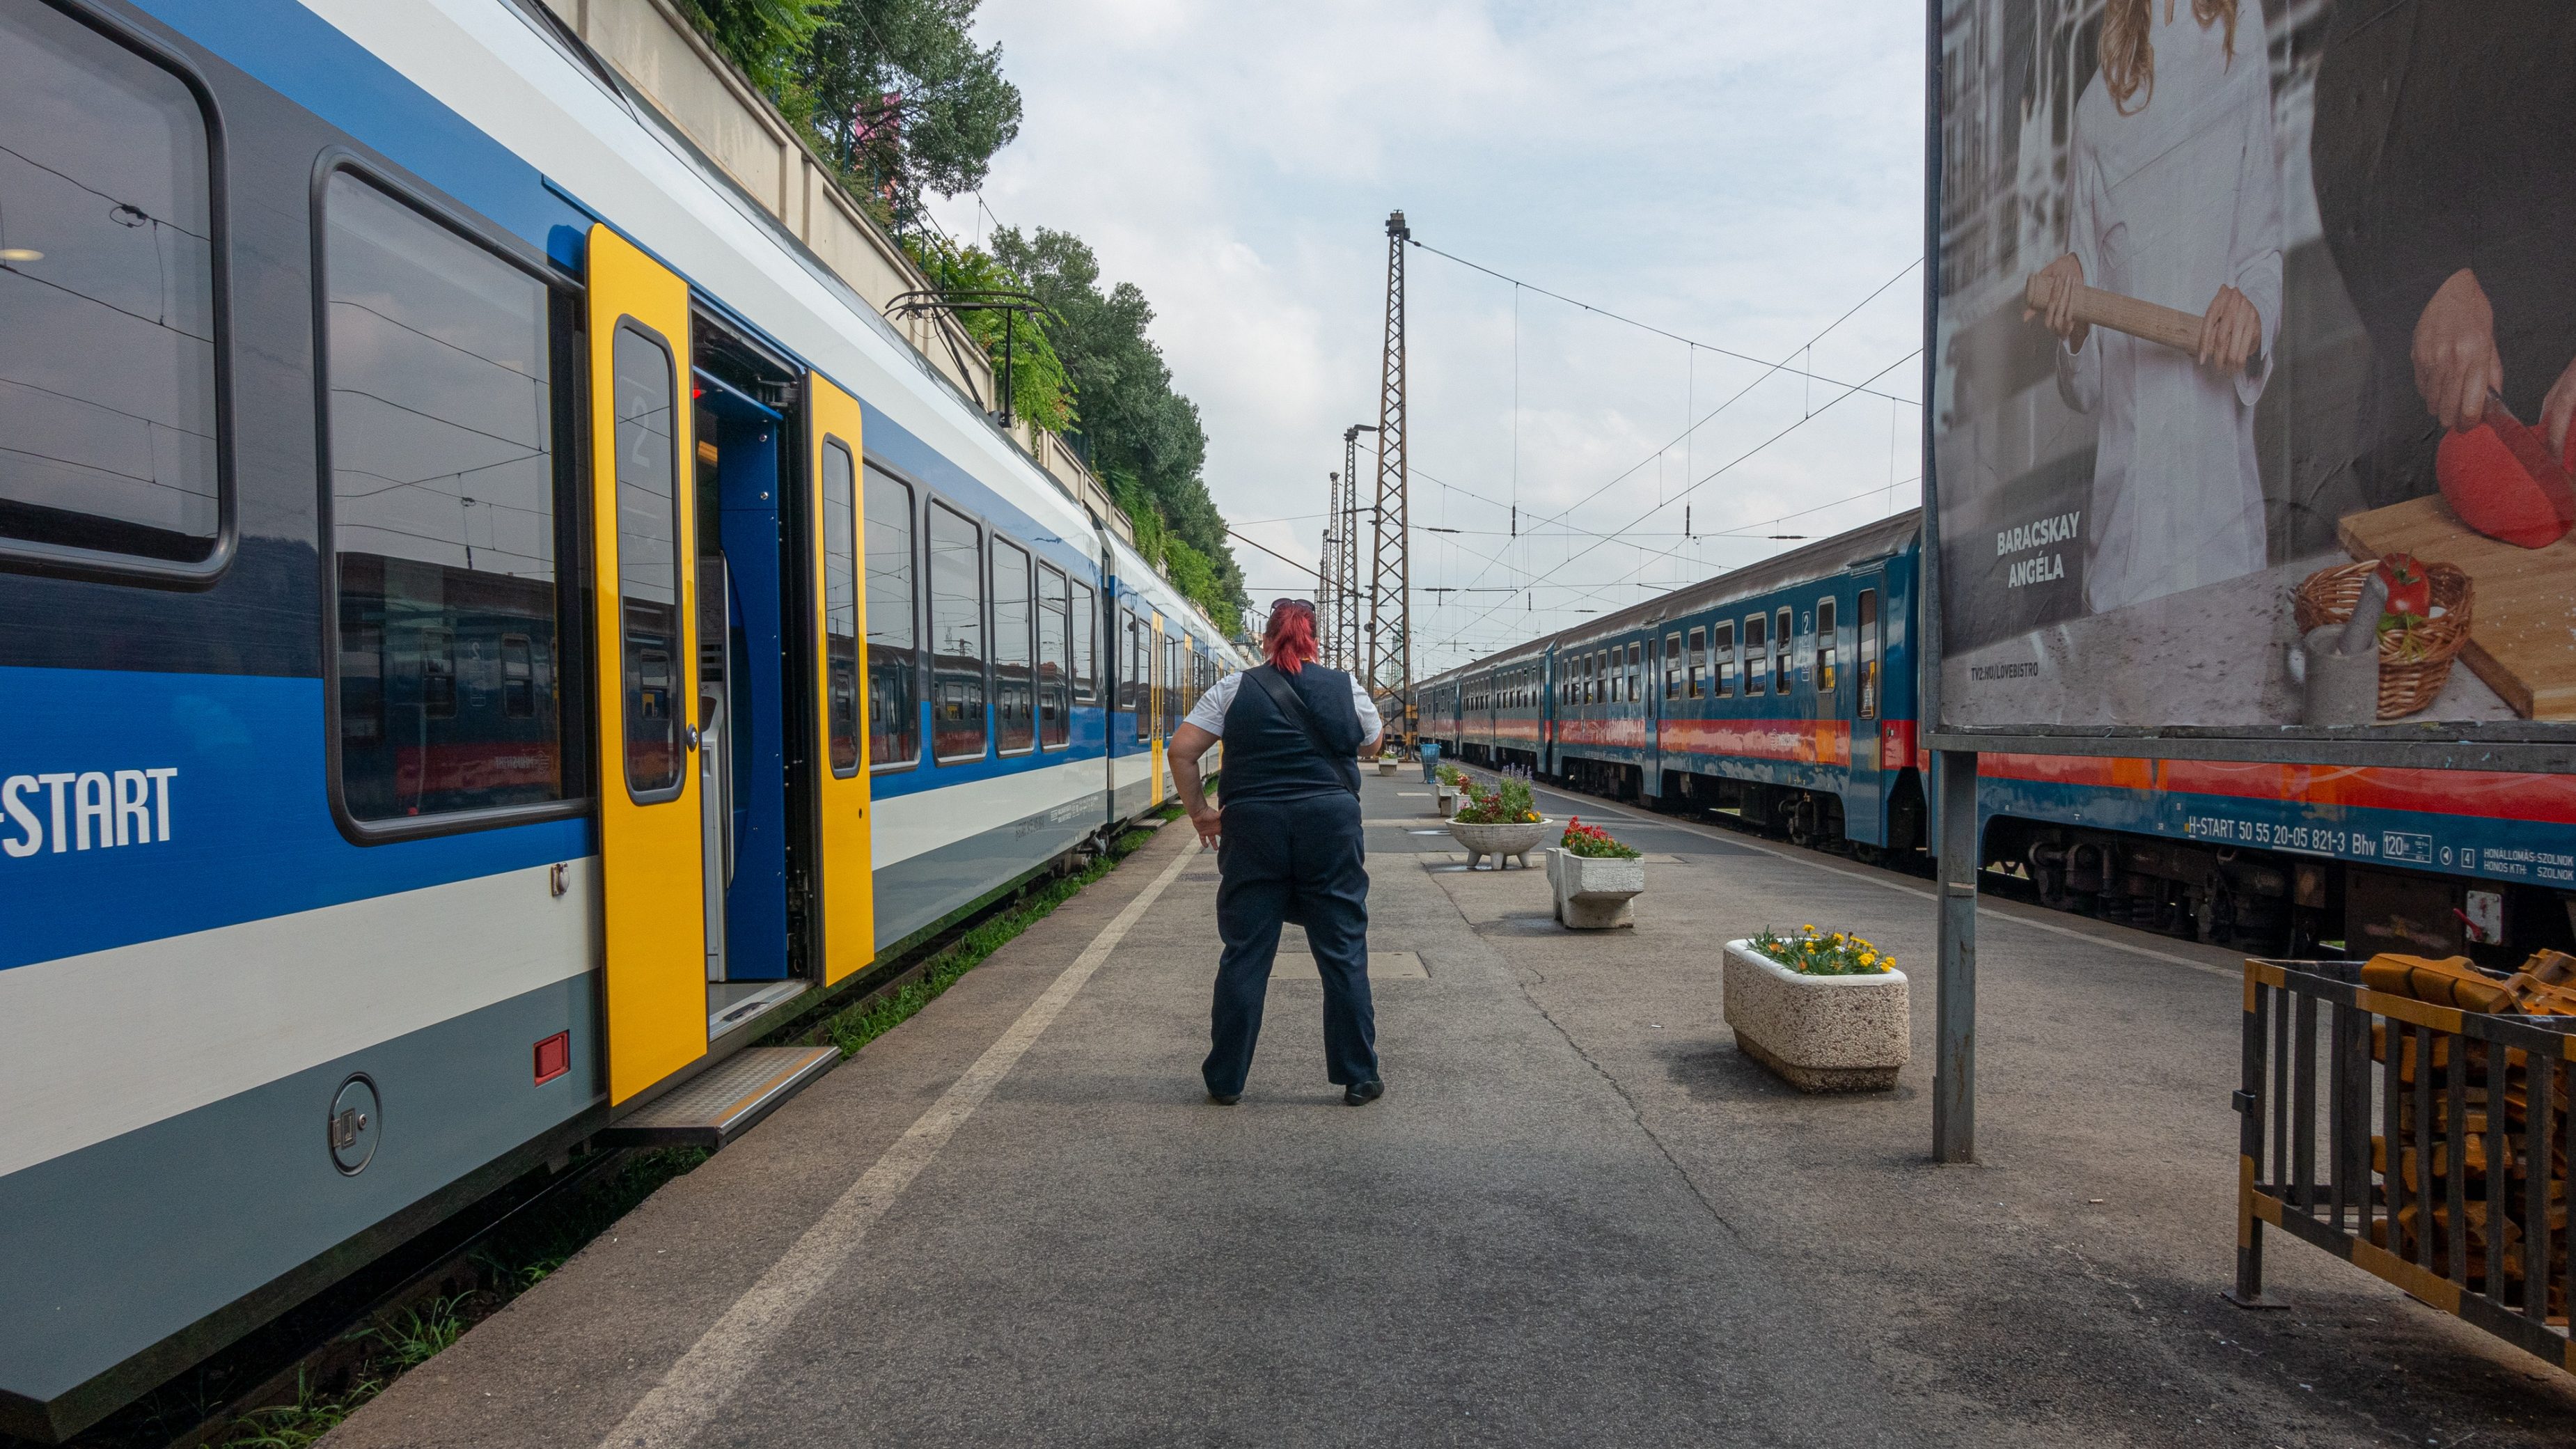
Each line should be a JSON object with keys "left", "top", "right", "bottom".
{"left": 2339, "top": 494, "right": 2576, "bottom": 719}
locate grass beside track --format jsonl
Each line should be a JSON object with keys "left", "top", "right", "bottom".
{"left": 201, "top": 815, "right": 1173, "bottom": 1448}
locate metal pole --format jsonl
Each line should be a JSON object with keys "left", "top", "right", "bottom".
{"left": 1319, "top": 470, "right": 1343, "bottom": 664}
{"left": 1367, "top": 211, "right": 1411, "bottom": 733}
{"left": 1932, "top": 749, "right": 1977, "bottom": 1163}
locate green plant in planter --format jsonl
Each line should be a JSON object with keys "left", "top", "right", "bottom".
{"left": 1452, "top": 778, "right": 1539, "bottom": 825}
{"left": 1435, "top": 762, "right": 1465, "bottom": 788}
{"left": 1749, "top": 925, "right": 1894, "bottom": 976}
{"left": 1557, "top": 816, "right": 1640, "bottom": 859}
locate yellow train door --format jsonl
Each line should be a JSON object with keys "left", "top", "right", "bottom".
{"left": 807, "top": 371, "right": 877, "bottom": 984}
{"left": 1148, "top": 611, "right": 1165, "bottom": 806}
{"left": 586, "top": 225, "right": 707, "bottom": 1104}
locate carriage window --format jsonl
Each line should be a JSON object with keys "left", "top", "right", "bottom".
{"left": 1071, "top": 580, "right": 1097, "bottom": 702}
{"left": 324, "top": 170, "right": 571, "bottom": 821}
{"left": 1711, "top": 622, "right": 1734, "bottom": 696}
{"left": 992, "top": 535, "right": 1033, "bottom": 754}
{"left": 1743, "top": 615, "right": 1766, "bottom": 695}
{"left": 1039, "top": 563, "right": 1070, "bottom": 747}
{"left": 1120, "top": 606, "right": 1141, "bottom": 732}
{"left": 1686, "top": 627, "right": 1705, "bottom": 698}
{"left": 1627, "top": 642, "right": 1642, "bottom": 703}
{"left": 864, "top": 463, "right": 918, "bottom": 767}
{"left": 928, "top": 499, "right": 986, "bottom": 761}
{"left": 1663, "top": 633, "right": 1681, "bottom": 700}
{"left": 1, "top": 3, "right": 221, "bottom": 565}
{"left": 1857, "top": 589, "right": 1880, "bottom": 721}
{"left": 1774, "top": 607, "right": 1794, "bottom": 694}
{"left": 611, "top": 327, "right": 683, "bottom": 797}
{"left": 1816, "top": 597, "right": 1838, "bottom": 696}
{"left": 821, "top": 440, "right": 860, "bottom": 775}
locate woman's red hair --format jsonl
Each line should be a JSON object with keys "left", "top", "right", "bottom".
{"left": 1264, "top": 601, "right": 1319, "bottom": 674}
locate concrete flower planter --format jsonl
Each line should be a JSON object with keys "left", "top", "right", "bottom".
{"left": 1548, "top": 848, "right": 1645, "bottom": 929}
{"left": 1434, "top": 783, "right": 1461, "bottom": 815}
{"left": 1447, "top": 817, "right": 1548, "bottom": 870}
{"left": 1376, "top": 758, "right": 1399, "bottom": 776}
{"left": 1720, "top": 939, "right": 1908, "bottom": 1092}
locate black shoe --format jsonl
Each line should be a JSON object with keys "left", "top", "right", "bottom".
{"left": 1342, "top": 1080, "right": 1384, "bottom": 1106}
{"left": 1207, "top": 1090, "right": 1241, "bottom": 1106}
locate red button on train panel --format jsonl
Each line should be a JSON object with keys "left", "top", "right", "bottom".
{"left": 533, "top": 1031, "right": 570, "bottom": 1086}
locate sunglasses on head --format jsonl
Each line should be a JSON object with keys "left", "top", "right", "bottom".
{"left": 1269, "top": 597, "right": 1316, "bottom": 613}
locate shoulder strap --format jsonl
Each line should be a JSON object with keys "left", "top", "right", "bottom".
{"left": 1246, "top": 666, "right": 1360, "bottom": 797}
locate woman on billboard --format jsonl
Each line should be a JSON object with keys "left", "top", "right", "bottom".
{"left": 2023, "top": 0, "right": 2283, "bottom": 615}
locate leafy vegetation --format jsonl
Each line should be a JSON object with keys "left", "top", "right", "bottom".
{"left": 1557, "top": 817, "right": 1641, "bottom": 860}
{"left": 1452, "top": 778, "right": 1541, "bottom": 826}
{"left": 909, "top": 232, "right": 1074, "bottom": 433}
{"left": 1435, "top": 762, "right": 1465, "bottom": 788}
{"left": 1749, "top": 926, "right": 1896, "bottom": 976}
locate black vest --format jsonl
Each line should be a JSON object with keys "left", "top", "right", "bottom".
{"left": 1220, "top": 664, "right": 1367, "bottom": 804}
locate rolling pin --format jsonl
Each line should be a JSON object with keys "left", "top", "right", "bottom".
{"left": 2024, "top": 272, "right": 2261, "bottom": 370}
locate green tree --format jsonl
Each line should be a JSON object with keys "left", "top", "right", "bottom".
{"left": 909, "top": 235, "right": 1073, "bottom": 433}
{"left": 796, "top": 0, "right": 1023, "bottom": 221}
{"left": 991, "top": 227, "right": 1246, "bottom": 627}
{"left": 679, "top": 0, "right": 829, "bottom": 95}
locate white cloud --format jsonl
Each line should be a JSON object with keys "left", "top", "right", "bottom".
{"left": 932, "top": 0, "right": 1925, "bottom": 669}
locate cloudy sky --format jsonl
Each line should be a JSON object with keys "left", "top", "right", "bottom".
{"left": 927, "top": 1, "right": 1927, "bottom": 671}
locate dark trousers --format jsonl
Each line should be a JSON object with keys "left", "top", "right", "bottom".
{"left": 1204, "top": 792, "right": 1377, "bottom": 1095}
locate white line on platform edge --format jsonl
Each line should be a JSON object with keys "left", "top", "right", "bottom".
{"left": 597, "top": 839, "right": 1204, "bottom": 1449}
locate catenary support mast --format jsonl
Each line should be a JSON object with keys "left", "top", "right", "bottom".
{"left": 1365, "top": 210, "right": 1412, "bottom": 737}
{"left": 1318, "top": 469, "right": 1344, "bottom": 666}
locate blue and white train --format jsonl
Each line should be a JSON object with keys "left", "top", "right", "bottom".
{"left": 0, "top": 0, "right": 1234, "bottom": 1437}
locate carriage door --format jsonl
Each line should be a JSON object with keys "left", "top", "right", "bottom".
{"left": 1148, "top": 611, "right": 1165, "bottom": 805}
{"left": 586, "top": 226, "right": 707, "bottom": 1104}
{"left": 1845, "top": 577, "right": 1887, "bottom": 846}
{"left": 808, "top": 372, "right": 877, "bottom": 984}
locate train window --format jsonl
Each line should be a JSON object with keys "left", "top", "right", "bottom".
{"left": 1039, "top": 563, "right": 1070, "bottom": 748}
{"left": 1119, "top": 607, "right": 1139, "bottom": 734}
{"left": 1857, "top": 588, "right": 1880, "bottom": 720}
{"left": 1816, "top": 597, "right": 1838, "bottom": 696}
{"left": 1663, "top": 633, "right": 1681, "bottom": 700}
{"left": 821, "top": 439, "right": 860, "bottom": 776}
{"left": 1743, "top": 615, "right": 1766, "bottom": 695}
{"left": 324, "top": 169, "right": 572, "bottom": 821}
{"left": 1070, "top": 580, "right": 1097, "bottom": 702}
{"left": 1686, "top": 627, "right": 1705, "bottom": 698}
{"left": 992, "top": 535, "right": 1034, "bottom": 755}
{"left": 1711, "top": 621, "right": 1734, "bottom": 696}
{"left": 863, "top": 463, "right": 919, "bottom": 769}
{"left": 928, "top": 499, "right": 987, "bottom": 761}
{"left": 1, "top": 3, "right": 222, "bottom": 569}
{"left": 1627, "top": 642, "right": 1642, "bottom": 703}
{"left": 611, "top": 327, "right": 684, "bottom": 798}
{"left": 1774, "top": 607, "right": 1793, "bottom": 694}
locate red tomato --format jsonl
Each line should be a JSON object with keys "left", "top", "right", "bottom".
{"left": 2375, "top": 552, "right": 2431, "bottom": 619}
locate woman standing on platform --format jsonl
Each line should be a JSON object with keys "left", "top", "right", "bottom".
{"left": 1168, "top": 600, "right": 1385, "bottom": 1107}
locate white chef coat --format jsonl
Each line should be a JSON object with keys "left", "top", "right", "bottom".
{"left": 2057, "top": 2, "right": 2283, "bottom": 615}
{"left": 1184, "top": 668, "right": 1383, "bottom": 742}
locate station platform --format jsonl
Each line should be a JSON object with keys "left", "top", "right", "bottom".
{"left": 327, "top": 772, "right": 2576, "bottom": 1448}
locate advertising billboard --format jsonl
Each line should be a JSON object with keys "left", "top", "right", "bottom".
{"left": 1930, "top": 0, "right": 2576, "bottom": 755}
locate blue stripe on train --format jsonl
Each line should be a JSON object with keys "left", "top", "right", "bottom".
{"left": 1, "top": 667, "right": 587, "bottom": 973}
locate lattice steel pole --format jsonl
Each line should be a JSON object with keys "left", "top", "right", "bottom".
{"left": 1365, "top": 210, "right": 1411, "bottom": 737}
{"left": 1338, "top": 423, "right": 1374, "bottom": 673}
{"left": 1318, "top": 470, "right": 1343, "bottom": 666}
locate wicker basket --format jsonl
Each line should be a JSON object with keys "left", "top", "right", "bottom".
{"left": 2292, "top": 560, "right": 2474, "bottom": 719}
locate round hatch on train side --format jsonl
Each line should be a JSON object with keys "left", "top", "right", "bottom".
{"left": 328, "top": 1074, "right": 380, "bottom": 1176}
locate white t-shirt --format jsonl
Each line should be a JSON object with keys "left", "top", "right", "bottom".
{"left": 1184, "top": 668, "right": 1383, "bottom": 742}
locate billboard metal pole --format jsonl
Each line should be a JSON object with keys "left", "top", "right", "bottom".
{"left": 1920, "top": 0, "right": 1976, "bottom": 1166}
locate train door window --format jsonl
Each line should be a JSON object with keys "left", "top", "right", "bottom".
{"left": 1857, "top": 588, "right": 1880, "bottom": 720}
{"left": 1773, "top": 606, "right": 1793, "bottom": 694}
{"left": 1120, "top": 607, "right": 1140, "bottom": 737}
{"left": 1743, "top": 615, "right": 1766, "bottom": 695}
{"left": 1815, "top": 597, "right": 1838, "bottom": 696}
{"left": 863, "top": 463, "right": 919, "bottom": 769}
{"left": 1, "top": 3, "right": 223, "bottom": 570}
{"left": 1686, "top": 627, "right": 1705, "bottom": 698}
{"left": 927, "top": 499, "right": 986, "bottom": 761}
{"left": 991, "top": 535, "right": 1034, "bottom": 755}
{"left": 1070, "top": 580, "right": 1097, "bottom": 703}
{"left": 1626, "top": 642, "right": 1642, "bottom": 703}
{"left": 502, "top": 634, "right": 535, "bottom": 719}
{"left": 1663, "top": 633, "right": 1681, "bottom": 700}
{"left": 322, "top": 169, "right": 572, "bottom": 822}
{"left": 611, "top": 327, "right": 684, "bottom": 798}
{"left": 1038, "top": 562, "right": 1070, "bottom": 748}
{"left": 821, "top": 440, "right": 860, "bottom": 775}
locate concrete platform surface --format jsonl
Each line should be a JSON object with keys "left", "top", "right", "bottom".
{"left": 327, "top": 774, "right": 2576, "bottom": 1448}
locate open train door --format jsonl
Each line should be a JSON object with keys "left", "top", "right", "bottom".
{"left": 586, "top": 225, "right": 707, "bottom": 1104}
{"left": 806, "top": 370, "right": 877, "bottom": 983}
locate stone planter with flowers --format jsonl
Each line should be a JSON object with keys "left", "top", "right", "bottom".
{"left": 1445, "top": 777, "right": 1548, "bottom": 870}
{"left": 1722, "top": 927, "right": 1908, "bottom": 1092}
{"left": 1549, "top": 817, "right": 1644, "bottom": 929}
{"left": 1433, "top": 762, "right": 1465, "bottom": 815}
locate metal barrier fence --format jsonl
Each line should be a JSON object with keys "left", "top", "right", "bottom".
{"left": 2234, "top": 960, "right": 2574, "bottom": 1374}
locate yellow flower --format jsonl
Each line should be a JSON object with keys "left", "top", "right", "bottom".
{"left": 1858, "top": 951, "right": 1876, "bottom": 965}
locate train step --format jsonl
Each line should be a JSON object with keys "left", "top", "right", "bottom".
{"left": 599, "top": 1046, "right": 840, "bottom": 1150}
